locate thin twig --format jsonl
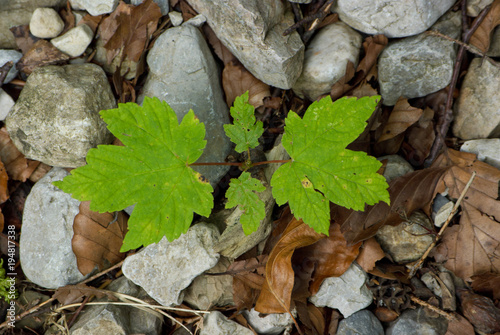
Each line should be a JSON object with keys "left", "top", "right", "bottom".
{"left": 408, "top": 171, "right": 476, "bottom": 277}
{"left": 410, "top": 296, "right": 456, "bottom": 321}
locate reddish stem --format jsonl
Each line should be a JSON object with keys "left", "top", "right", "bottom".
{"left": 189, "top": 159, "right": 291, "bottom": 167}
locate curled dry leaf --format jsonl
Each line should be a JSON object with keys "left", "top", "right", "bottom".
{"left": 54, "top": 283, "right": 110, "bottom": 305}
{"left": 203, "top": 24, "right": 236, "bottom": 65}
{"left": 378, "top": 98, "right": 423, "bottom": 142}
{"left": 356, "top": 237, "right": 385, "bottom": 273}
{"left": 470, "top": 0, "right": 500, "bottom": 52}
{"left": 430, "top": 149, "right": 500, "bottom": 281}
{"left": 405, "top": 107, "right": 435, "bottom": 166}
{"left": 255, "top": 217, "right": 324, "bottom": 314}
{"left": 227, "top": 255, "right": 268, "bottom": 311}
{"left": 222, "top": 61, "right": 271, "bottom": 108}
{"left": 72, "top": 201, "right": 128, "bottom": 275}
{"left": 17, "top": 39, "right": 70, "bottom": 75}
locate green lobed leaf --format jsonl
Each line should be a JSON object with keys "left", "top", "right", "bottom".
{"left": 271, "top": 96, "right": 390, "bottom": 235}
{"left": 223, "top": 91, "right": 264, "bottom": 153}
{"left": 53, "top": 97, "right": 214, "bottom": 251}
{"left": 225, "top": 171, "right": 266, "bottom": 235}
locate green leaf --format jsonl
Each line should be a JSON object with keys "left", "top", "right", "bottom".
{"left": 225, "top": 172, "right": 266, "bottom": 235}
{"left": 224, "top": 91, "right": 264, "bottom": 153}
{"left": 271, "top": 96, "right": 390, "bottom": 235}
{"left": 53, "top": 97, "right": 214, "bottom": 251}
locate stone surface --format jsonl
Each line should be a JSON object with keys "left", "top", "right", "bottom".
{"left": 453, "top": 58, "right": 500, "bottom": 139}
{"left": 169, "top": 11, "right": 183, "bottom": 26}
{"left": 386, "top": 308, "right": 448, "bottom": 335}
{"left": 29, "top": 7, "right": 64, "bottom": 38}
{"left": 292, "top": 22, "right": 362, "bottom": 100}
{"left": 70, "top": 277, "right": 162, "bottom": 335}
{"left": 5, "top": 64, "right": 114, "bottom": 167}
{"left": 131, "top": 0, "right": 169, "bottom": 15}
{"left": 0, "top": 49, "right": 22, "bottom": 84}
{"left": 376, "top": 210, "right": 434, "bottom": 263}
{"left": 378, "top": 11, "right": 461, "bottom": 105}
{"left": 138, "top": 24, "right": 231, "bottom": 188}
{"left": 51, "top": 24, "right": 94, "bottom": 57}
{"left": 182, "top": 256, "right": 234, "bottom": 310}
{"left": 201, "top": 311, "right": 253, "bottom": 335}
{"left": 242, "top": 308, "right": 294, "bottom": 335}
{"left": 20, "top": 168, "right": 86, "bottom": 289}
{"left": 337, "top": 310, "right": 384, "bottom": 335}
{"left": 309, "top": 262, "right": 373, "bottom": 318}
{"left": 332, "top": 0, "right": 455, "bottom": 38}
{"left": 487, "top": 26, "right": 500, "bottom": 57}
{"left": 186, "top": 0, "right": 304, "bottom": 89}
{"left": 122, "top": 223, "right": 220, "bottom": 306}
{"left": 467, "top": 0, "right": 494, "bottom": 16}
{"left": 70, "top": 0, "right": 119, "bottom": 16}
{"left": 378, "top": 155, "right": 414, "bottom": 182}
{"left": 0, "top": 88, "right": 15, "bottom": 121}
{"left": 461, "top": 139, "right": 500, "bottom": 169}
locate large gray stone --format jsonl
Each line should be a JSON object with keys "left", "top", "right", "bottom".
{"left": 332, "top": 0, "right": 455, "bottom": 38}
{"left": 461, "top": 139, "right": 500, "bottom": 169}
{"left": 51, "top": 24, "right": 94, "bottom": 57}
{"left": 20, "top": 168, "right": 86, "bottom": 289}
{"left": 378, "top": 11, "right": 461, "bottom": 105}
{"left": 0, "top": 49, "right": 22, "bottom": 84}
{"left": 452, "top": 57, "right": 500, "bottom": 139}
{"left": 69, "top": 0, "right": 119, "bottom": 16}
{"left": 5, "top": 64, "right": 115, "bottom": 167}
{"left": 122, "top": 223, "right": 220, "bottom": 306}
{"left": 138, "top": 24, "right": 231, "bottom": 187}
{"left": 292, "top": 22, "right": 362, "bottom": 101}
{"left": 386, "top": 308, "right": 448, "bottom": 335}
{"left": 337, "top": 310, "right": 384, "bottom": 335}
{"left": 242, "top": 308, "right": 295, "bottom": 335}
{"left": 186, "top": 0, "right": 304, "bottom": 89}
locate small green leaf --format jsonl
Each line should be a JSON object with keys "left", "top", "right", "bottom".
{"left": 224, "top": 91, "right": 264, "bottom": 153}
{"left": 225, "top": 172, "right": 266, "bottom": 235}
{"left": 271, "top": 95, "right": 390, "bottom": 235}
{"left": 53, "top": 97, "right": 214, "bottom": 251}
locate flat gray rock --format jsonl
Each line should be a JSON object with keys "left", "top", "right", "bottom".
{"left": 242, "top": 308, "right": 294, "bottom": 335}
{"left": 461, "top": 139, "right": 500, "bottom": 169}
{"left": 332, "top": 0, "right": 455, "bottom": 38}
{"left": 186, "top": 0, "right": 304, "bottom": 89}
{"left": 337, "top": 310, "right": 384, "bottom": 335}
{"left": 5, "top": 64, "right": 115, "bottom": 167}
{"left": 20, "top": 168, "right": 86, "bottom": 289}
{"left": 69, "top": 0, "right": 118, "bottom": 16}
{"left": 387, "top": 308, "right": 448, "bottom": 335}
{"left": 122, "top": 223, "right": 220, "bottom": 306}
{"left": 0, "top": 49, "right": 22, "bottom": 84}
{"left": 138, "top": 24, "right": 231, "bottom": 188}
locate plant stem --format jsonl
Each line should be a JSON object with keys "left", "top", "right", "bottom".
{"left": 189, "top": 162, "right": 242, "bottom": 166}
{"left": 189, "top": 159, "right": 291, "bottom": 167}
{"left": 252, "top": 159, "right": 292, "bottom": 166}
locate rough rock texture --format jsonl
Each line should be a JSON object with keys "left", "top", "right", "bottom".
{"left": 138, "top": 24, "right": 231, "bottom": 188}
{"left": 378, "top": 11, "right": 461, "bottom": 105}
{"left": 131, "top": 0, "right": 169, "bottom": 15}
{"left": 0, "top": 89, "right": 15, "bottom": 121}
{"left": 376, "top": 210, "right": 434, "bottom": 263}
{"left": 378, "top": 155, "right": 414, "bottom": 182}
{"left": 292, "top": 22, "right": 362, "bottom": 100}
{"left": 20, "top": 168, "right": 86, "bottom": 289}
{"left": 337, "top": 310, "right": 384, "bottom": 335}
{"left": 332, "top": 0, "right": 456, "bottom": 38}
{"left": 29, "top": 7, "right": 64, "bottom": 38}
{"left": 461, "top": 139, "right": 500, "bottom": 169}
{"left": 0, "top": 49, "right": 22, "bottom": 84}
{"left": 467, "top": 0, "right": 494, "bottom": 16}
{"left": 309, "top": 262, "right": 372, "bottom": 317}
{"left": 242, "top": 308, "right": 294, "bottom": 335}
{"left": 186, "top": 0, "right": 304, "bottom": 89}
{"left": 452, "top": 58, "right": 500, "bottom": 139}
{"left": 487, "top": 26, "right": 500, "bottom": 57}
{"left": 70, "top": 277, "right": 162, "bottom": 335}
{"left": 5, "top": 64, "right": 115, "bottom": 167}
{"left": 201, "top": 311, "right": 254, "bottom": 335}
{"left": 51, "top": 24, "right": 94, "bottom": 57}
{"left": 69, "top": 0, "right": 119, "bottom": 16}
{"left": 122, "top": 223, "right": 220, "bottom": 306}
{"left": 386, "top": 308, "right": 448, "bottom": 335}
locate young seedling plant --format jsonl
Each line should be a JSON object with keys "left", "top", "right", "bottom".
{"left": 54, "top": 92, "right": 390, "bottom": 252}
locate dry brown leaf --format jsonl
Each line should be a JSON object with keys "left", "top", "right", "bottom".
{"left": 58, "top": 3, "right": 76, "bottom": 36}
{"left": 179, "top": 0, "right": 198, "bottom": 21}
{"left": 227, "top": 255, "right": 267, "bottom": 311}
{"left": 378, "top": 98, "right": 423, "bottom": 142}
{"left": 457, "top": 289, "right": 500, "bottom": 334}
{"left": 405, "top": 107, "right": 435, "bottom": 166}
{"left": 17, "top": 39, "right": 70, "bottom": 75}
{"left": 471, "top": 272, "right": 500, "bottom": 301}
{"left": 470, "top": 0, "right": 500, "bottom": 52}
{"left": 0, "top": 160, "right": 8, "bottom": 205}
{"left": 222, "top": 61, "right": 270, "bottom": 108}
{"left": 79, "top": 13, "right": 103, "bottom": 33}
{"left": 72, "top": 201, "right": 128, "bottom": 275}
{"left": 54, "top": 283, "right": 111, "bottom": 305}
{"left": 203, "top": 24, "right": 236, "bottom": 65}
{"left": 444, "top": 313, "right": 475, "bottom": 335}
{"left": 9, "top": 25, "right": 39, "bottom": 54}
{"left": 329, "top": 60, "right": 355, "bottom": 100}
{"left": 430, "top": 150, "right": 500, "bottom": 281}
{"left": 255, "top": 217, "right": 324, "bottom": 314}
{"left": 356, "top": 237, "right": 385, "bottom": 273}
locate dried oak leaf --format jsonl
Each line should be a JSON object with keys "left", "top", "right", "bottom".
{"left": 9, "top": 25, "right": 39, "bottom": 54}
{"left": 54, "top": 283, "right": 111, "bottom": 305}
{"left": 255, "top": 217, "right": 324, "bottom": 314}
{"left": 227, "top": 255, "right": 268, "bottom": 311}
{"left": 471, "top": 272, "right": 500, "bottom": 301}
{"left": 378, "top": 98, "right": 423, "bottom": 142}
{"left": 16, "top": 39, "right": 70, "bottom": 75}
{"left": 356, "top": 237, "right": 385, "bottom": 273}
{"left": 405, "top": 106, "right": 435, "bottom": 166}
{"left": 72, "top": 201, "right": 128, "bottom": 275}
{"left": 430, "top": 150, "right": 500, "bottom": 281}
{"left": 445, "top": 313, "right": 475, "bottom": 335}
{"left": 470, "top": 0, "right": 500, "bottom": 53}
{"left": 222, "top": 61, "right": 271, "bottom": 108}
{"left": 203, "top": 24, "right": 236, "bottom": 65}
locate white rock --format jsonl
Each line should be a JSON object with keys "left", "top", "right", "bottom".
{"left": 201, "top": 311, "right": 253, "bottom": 335}
{"left": 378, "top": 155, "right": 414, "bottom": 182}
{"left": 122, "top": 223, "right": 220, "bottom": 306}
{"left": 433, "top": 201, "right": 454, "bottom": 228}
{"left": 453, "top": 58, "right": 500, "bottom": 139}
{"left": 461, "top": 139, "right": 500, "bottom": 169}
{"left": 51, "top": 24, "right": 93, "bottom": 57}
{"left": 292, "top": 22, "right": 362, "bottom": 100}
{"left": 332, "top": 0, "right": 456, "bottom": 38}
{"left": 20, "top": 168, "right": 87, "bottom": 289}
{"left": 29, "top": 7, "right": 64, "bottom": 38}
{"left": 0, "top": 89, "right": 15, "bottom": 121}
{"left": 309, "top": 262, "right": 372, "bottom": 317}
{"left": 69, "top": 0, "right": 119, "bottom": 16}
{"left": 0, "top": 49, "right": 22, "bottom": 83}
{"left": 169, "top": 11, "right": 183, "bottom": 26}
{"left": 242, "top": 308, "right": 294, "bottom": 335}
